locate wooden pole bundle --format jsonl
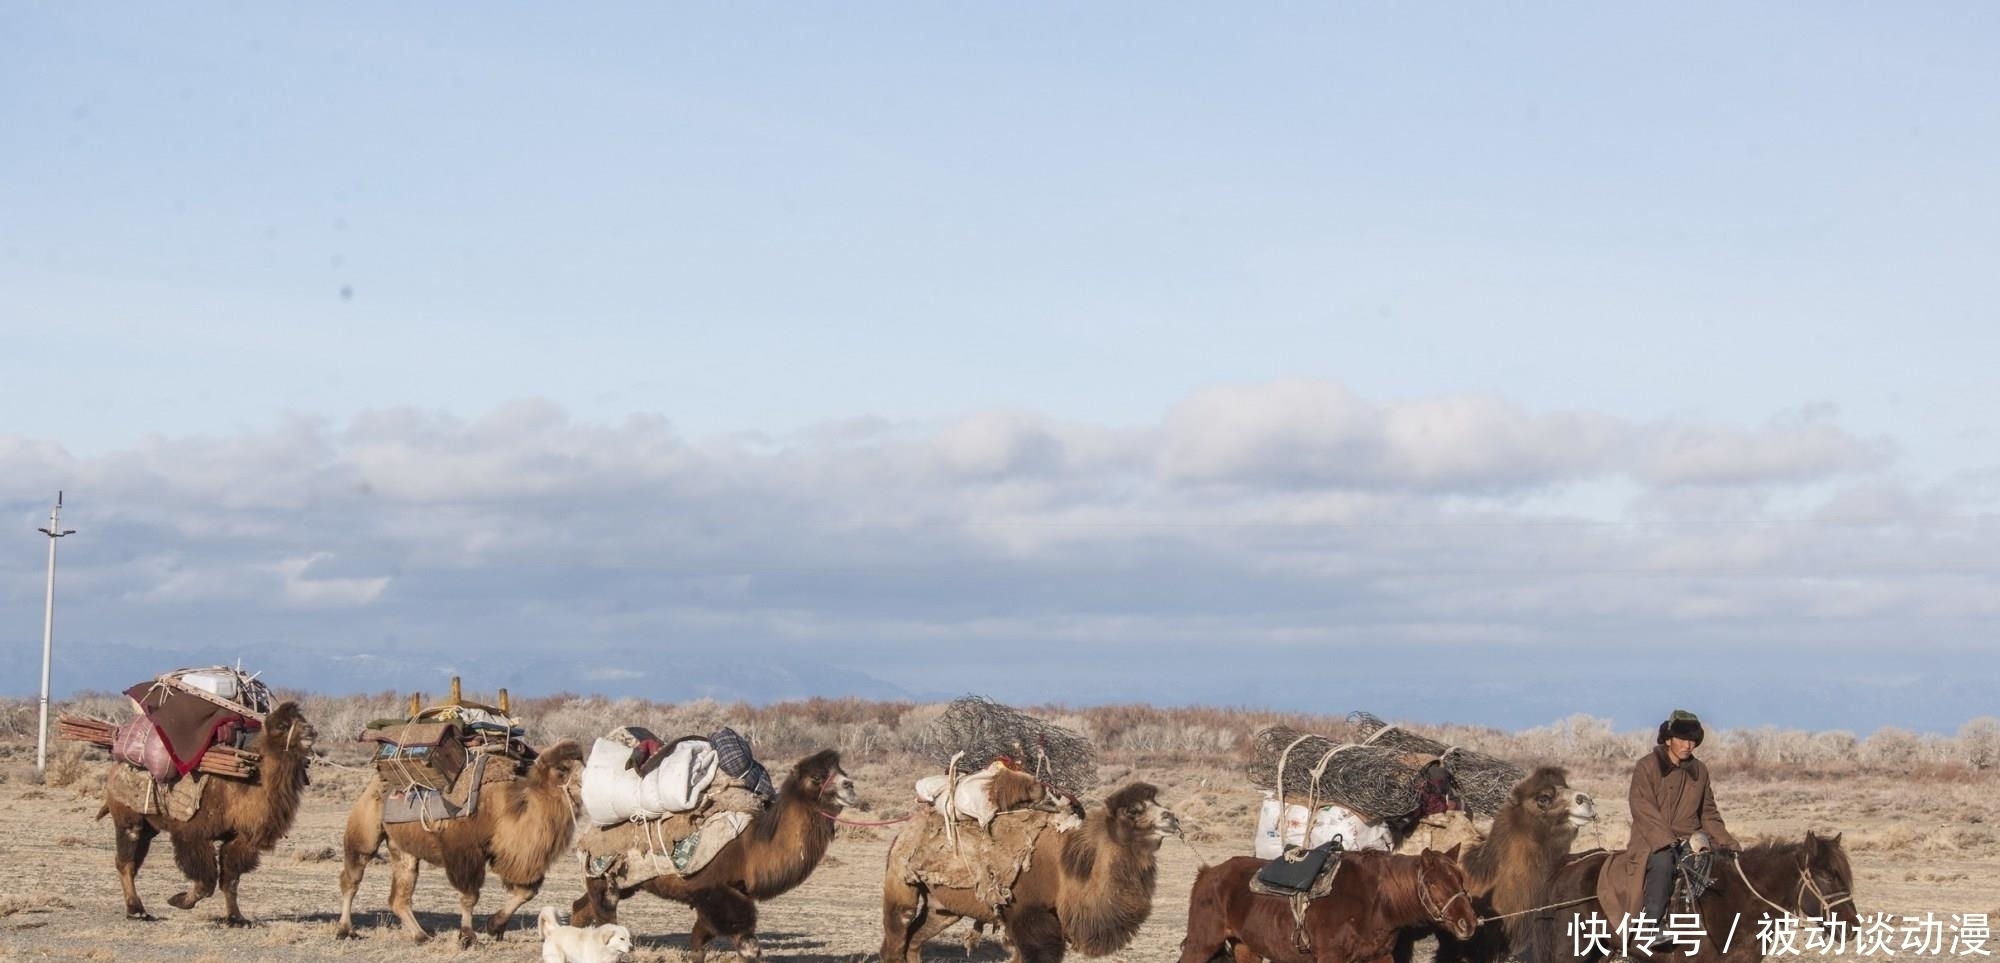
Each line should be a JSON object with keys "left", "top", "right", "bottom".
{"left": 57, "top": 715, "right": 261, "bottom": 780}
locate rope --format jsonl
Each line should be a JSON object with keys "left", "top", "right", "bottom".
{"left": 1175, "top": 831, "right": 1215, "bottom": 869}
{"left": 1727, "top": 856, "right": 1853, "bottom": 923}
{"left": 1730, "top": 856, "right": 1799, "bottom": 920}
{"left": 306, "top": 757, "right": 374, "bottom": 774}
{"left": 942, "top": 750, "right": 966, "bottom": 858}
{"left": 822, "top": 811, "right": 918, "bottom": 828}
{"left": 1480, "top": 894, "right": 1600, "bottom": 923}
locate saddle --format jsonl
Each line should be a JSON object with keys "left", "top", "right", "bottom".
{"left": 1249, "top": 837, "right": 1345, "bottom": 954}
{"left": 1251, "top": 837, "right": 1344, "bottom": 897}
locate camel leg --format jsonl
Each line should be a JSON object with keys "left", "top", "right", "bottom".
{"left": 880, "top": 880, "right": 930, "bottom": 963}
{"left": 1004, "top": 907, "right": 1067, "bottom": 963}
{"left": 689, "top": 886, "right": 761, "bottom": 963}
{"left": 894, "top": 909, "right": 963, "bottom": 963}
{"left": 214, "top": 833, "right": 263, "bottom": 926}
{"left": 691, "top": 911, "right": 717, "bottom": 963}
{"left": 442, "top": 855, "right": 488, "bottom": 948}
{"left": 165, "top": 833, "right": 218, "bottom": 911}
{"left": 483, "top": 875, "right": 542, "bottom": 941}
{"left": 112, "top": 813, "right": 160, "bottom": 921}
{"left": 571, "top": 874, "right": 621, "bottom": 927}
{"left": 336, "top": 788, "right": 385, "bottom": 939}
{"left": 386, "top": 848, "right": 431, "bottom": 943}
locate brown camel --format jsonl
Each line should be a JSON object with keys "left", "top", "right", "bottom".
{"left": 1399, "top": 766, "right": 1598, "bottom": 963}
{"left": 335, "top": 741, "right": 587, "bottom": 947}
{"left": 882, "top": 782, "right": 1181, "bottom": 963}
{"left": 570, "top": 749, "right": 859, "bottom": 963}
{"left": 100, "top": 701, "right": 319, "bottom": 925}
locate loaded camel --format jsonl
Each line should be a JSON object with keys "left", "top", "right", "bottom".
{"left": 569, "top": 748, "right": 859, "bottom": 963}
{"left": 336, "top": 741, "right": 587, "bottom": 947}
{"left": 882, "top": 782, "right": 1181, "bottom": 963}
{"left": 100, "top": 701, "right": 319, "bottom": 926}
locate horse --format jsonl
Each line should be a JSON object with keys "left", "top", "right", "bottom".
{"left": 1176, "top": 847, "right": 1480, "bottom": 963}
{"left": 1526, "top": 831, "right": 1859, "bottom": 963}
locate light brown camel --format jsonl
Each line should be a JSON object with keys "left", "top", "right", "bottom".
{"left": 100, "top": 700, "right": 319, "bottom": 925}
{"left": 569, "top": 749, "right": 859, "bottom": 963}
{"left": 882, "top": 782, "right": 1181, "bottom": 963}
{"left": 335, "top": 741, "right": 587, "bottom": 947}
{"left": 1400, "top": 766, "right": 1598, "bottom": 963}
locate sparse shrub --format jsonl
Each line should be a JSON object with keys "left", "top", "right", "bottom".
{"left": 1959, "top": 717, "right": 2000, "bottom": 770}
{"left": 41, "top": 743, "right": 89, "bottom": 788}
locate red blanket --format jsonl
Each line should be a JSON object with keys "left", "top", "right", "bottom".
{"left": 123, "top": 682, "right": 258, "bottom": 777}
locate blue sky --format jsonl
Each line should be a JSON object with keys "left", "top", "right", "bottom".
{"left": 4, "top": 6, "right": 1999, "bottom": 733}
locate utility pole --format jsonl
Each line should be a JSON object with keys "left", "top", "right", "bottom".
{"left": 36, "top": 492, "right": 76, "bottom": 776}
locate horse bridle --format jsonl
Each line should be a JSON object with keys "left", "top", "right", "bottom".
{"left": 1726, "top": 854, "right": 1854, "bottom": 923}
{"left": 1416, "top": 860, "right": 1476, "bottom": 935}
{"left": 1796, "top": 866, "right": 1854, "bottom": 919}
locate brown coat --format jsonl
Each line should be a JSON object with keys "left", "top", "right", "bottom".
{"left": 1597, "top": 746, "right": 1738, "bottom": 923}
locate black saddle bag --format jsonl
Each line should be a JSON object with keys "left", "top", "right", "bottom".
{"left": 1255, "top": 837, "right": 1343, "bottom": 895}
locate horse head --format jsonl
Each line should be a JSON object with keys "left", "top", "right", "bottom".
{"left": 1417, "top": 845, "right": 1480, "bottom": 940}
{"left": 1800, "top": 831, "right": 1859, "bottom": 928}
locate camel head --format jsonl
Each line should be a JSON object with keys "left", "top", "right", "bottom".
{"left": 1102, "top": 782, "right": 1179, "bottom": 844}
{"left": 788, "top": 749, "right": 859, "bottom": 811}
{"left": 1514, "top": 766, "right": 1595, "bottom": 829}
{"left": 1417, "top": 844, "right": 1480, "bottom": 940}
{"left": 259, "top": 701, "right": 318, "bottom": 755}
{"left": 530, "top": 740, "right": 589, "bottom": 809}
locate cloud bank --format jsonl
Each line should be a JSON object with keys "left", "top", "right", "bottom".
{"left": 4, "top": 381, "right": 1990, "bottom": 731}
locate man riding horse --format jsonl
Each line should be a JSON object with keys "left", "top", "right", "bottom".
{"left": 1602, "top": 709, "right": 1740, "bottom": 956}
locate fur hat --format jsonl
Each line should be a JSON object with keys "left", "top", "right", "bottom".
{"left": 1656, "top": 709, "right": 1704, "bottom": 746}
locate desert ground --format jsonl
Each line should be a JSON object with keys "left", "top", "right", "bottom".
{"left": 3, "top": 696, "right": 1996, "bottom": 963}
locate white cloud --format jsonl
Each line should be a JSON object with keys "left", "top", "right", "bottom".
{"left": 1158, "top": 379, "right": 1622, "bottom": 491}
{"left": 1636, "top": 408, "right": 1893, "bottom": 487}
{"left": 5, "top": 379, "right": 1993, "bottom": 727}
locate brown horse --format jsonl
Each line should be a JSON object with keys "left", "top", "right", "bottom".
{"left": 1177, "top": 847, "right": 1480, "bottom": 963}
{"left": 1526, "top": 832, "right": 1859, "bottom": 963}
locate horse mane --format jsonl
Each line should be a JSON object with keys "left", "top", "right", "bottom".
{"left": 1734, "top": 832, "right": 1852, "bottom": 905}
{"left": 1056, "top": 783, "right": 1162, "bottom": 956}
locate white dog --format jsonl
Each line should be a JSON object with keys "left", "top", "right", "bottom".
{"left": 538, "top": 906, "right": 635, "bottom": 963}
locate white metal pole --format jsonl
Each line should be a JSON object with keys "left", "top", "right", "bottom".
{"left": 36, "top": 492, "right": 74, "bottom": 777}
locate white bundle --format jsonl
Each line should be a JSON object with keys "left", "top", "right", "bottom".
{"left": 580, "top": 737, "right": 720, "bottom": 826}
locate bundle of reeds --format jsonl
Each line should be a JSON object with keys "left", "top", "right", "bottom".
{"left": 913, "top": 695, "right": 1097, "bottom": 795}
{"left": 56, "top": 715, "right": 261, "bottom": 780}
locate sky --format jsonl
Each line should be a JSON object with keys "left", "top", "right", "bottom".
{"left": 4, "top": 5, "right": 1999, "bottom": 735}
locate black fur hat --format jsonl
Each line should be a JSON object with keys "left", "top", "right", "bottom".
{"left": 1656, "top": 709, "right": 1704, "bottom": 746}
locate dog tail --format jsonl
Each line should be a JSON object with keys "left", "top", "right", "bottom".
{"left": 539, "top": 905, "right": 559, "bottom": 938}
